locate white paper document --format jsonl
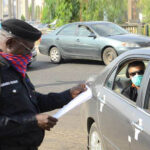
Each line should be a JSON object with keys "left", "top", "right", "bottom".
{"left": 53, "top": 85, "right": 92, "bottom": 119}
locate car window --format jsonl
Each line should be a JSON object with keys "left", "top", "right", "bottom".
{"left": 78, "top": 26, "right": 92, "bottom": 37}
{"left": 104, "top": 67, "right": 117, "bottom": 89}
{"left": 113, "top": 60, "right": 148, "bottom": 103}
{"left": 113, "top": 64, "right": 130, "bottom": 94}
{"left": 105, "top": 59, "right": 148, "bottom": 103}
{"left": 91, "top": 23, "right": 128, "bottom": 37}
{"left": 58, "top": 24, "right": 77, "bottom": 36}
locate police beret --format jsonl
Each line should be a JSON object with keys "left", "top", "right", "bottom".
{"left": 1, "top": 19, "right": 42, "bottom": 42}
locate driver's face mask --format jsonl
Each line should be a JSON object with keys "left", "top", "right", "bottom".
{"left": 131, "top": 75, "right": 143, "bottom": 87}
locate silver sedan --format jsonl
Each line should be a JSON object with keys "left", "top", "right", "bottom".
{"left": 39, "top": 21, "right": 150, "bottom": 65}
{"left": 82, "top": 48, "right": 150, "bottom": 150}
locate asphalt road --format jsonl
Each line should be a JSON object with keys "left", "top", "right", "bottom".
{"left": 27, "top": 52, "right": 105, "bottom": 150}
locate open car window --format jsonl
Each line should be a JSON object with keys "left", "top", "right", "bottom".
{"left": 113, "top": 63, "right": 130, "bottom": 94}
{"left": 105, "top": 59, "right": 149, "bottom": 103}
{"left": 114, "top": 60, "right": 149, "bottom": 103}
{"left": 78, "top": 26, "right": 93, "bottom": 37}
{"left": 104, "top": 67, "right": 117, "bottom": 90}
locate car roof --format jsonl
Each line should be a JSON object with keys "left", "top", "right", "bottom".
{"left": 56, "top": 21, "right": 114, "bottom": 34}
{"left": 68, "top": 21, "right": 112, "bottom": 26}
{"left": 121, "top": 48, "right": 150, "bottom": 57}
{"left": 106, "top": 48, "right": 150, "bottom": 70}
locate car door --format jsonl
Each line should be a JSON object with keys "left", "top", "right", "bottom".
{"left": 128, "top": 61, "right": 150, "bottom": 150}
{"left": 74, "top": 25, "right": 100, "bottom": 58}
{"left": 96, "top": 65, "right": 132, "bottom": 150}
{"left": 55, "top": 24, "right": 78, "bottom": 56}
{"left": 96, "top": 58, "right": 150, "bottom": 150}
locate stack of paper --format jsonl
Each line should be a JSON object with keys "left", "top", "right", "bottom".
{"left": 53, "top": 86, "right": 92, "bottom": 119}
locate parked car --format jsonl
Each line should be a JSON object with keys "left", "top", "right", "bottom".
{"left": 38, "top": 21, "right": 150, "bottom": 65}
{"left": 35, "top": 23, "right": 50, "bottom": 34}
{"left": 81, "top": 48, "right": 150, "bottom": 150}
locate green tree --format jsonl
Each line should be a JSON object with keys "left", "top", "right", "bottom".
{"left": 79, "top": 0, "right": 104, "bottom": 21}
{"left": 56, "top": 0, "right": 80, "bottom": 26}
{"left": 35, "top": 5, "right": 41, "bottom": 21}
{"left": 138, "top": 0, "right": 150, "bottom": 23}
{"left": 41, "top": 0, "right": 127, "bottom": 26}
{"left": 104, "top": 0, "right": 127, "bottom": 23}
{"left": 79, "top": 0, "right": 127, "bottom": 23}
{"left": 41, "top": 0, "right": 57, "bottom": 23}
{"left": 21, "top": 14, "right": 25, "bottom": 21}
{"left": 41, "top": 0, "right": 80, "bottom": 26}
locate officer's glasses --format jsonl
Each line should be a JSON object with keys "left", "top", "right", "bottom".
{"left": 19, "top": 42, "right": 33, "bottom": 52}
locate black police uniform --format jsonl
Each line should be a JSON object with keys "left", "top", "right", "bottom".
{"left": 0, "top": 56, "right": 72, "bottom": 150}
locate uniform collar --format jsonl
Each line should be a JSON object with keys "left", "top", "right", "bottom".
{"left": 0, "top": 55, "right": 10, "bottom": 68}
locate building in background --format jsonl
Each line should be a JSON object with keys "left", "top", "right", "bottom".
{"left": 0, "top": 0, "right": 43, "bottom": 21}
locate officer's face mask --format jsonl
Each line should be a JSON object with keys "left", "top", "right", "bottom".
{"left": 131, "top": 75, "right": 143, "bottom": 87}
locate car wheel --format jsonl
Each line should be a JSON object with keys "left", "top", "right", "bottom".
{"left": 89, "top": 123, "right": 104, "bottom": 150}
{"left": 102, "top": 47, "right": 117, "bottom": 65}
{"left": 49, "top": 47, "right": 61, "bottom": 63}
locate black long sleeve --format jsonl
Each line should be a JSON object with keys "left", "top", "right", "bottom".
{"left": 0, "top": 115, "right": 38, "bottom": 138}
{"left": 36, "top": 89, "right": 72, "bottom": 113}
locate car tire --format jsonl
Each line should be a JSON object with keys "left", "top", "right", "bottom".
{"left": 102, "top": 47, "right": 117, "bottom": 65}
{"left": 49, "top": 47, "right": 61, "bottom": 63}
{"left": 89, "top": 123, "right": 104, "bottom": 150}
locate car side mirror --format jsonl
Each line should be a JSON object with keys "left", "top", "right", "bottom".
{"left": 88, "top": 33, "right": 96, "bottom": 39}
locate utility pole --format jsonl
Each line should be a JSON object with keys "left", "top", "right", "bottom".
{"left": 0, "top": 0, "right": 3, "bottom": 21}
{"left": 8, "top": 0, "right": 12, "bottom": 18}
{"left": 25, "top": 0, "right": 29, "bottom": 21}
{"left": 16, "top": 0, "right": 19, "bottom": 19}
{"left": 31, "top": 0, "right": 35, "bottom": 21}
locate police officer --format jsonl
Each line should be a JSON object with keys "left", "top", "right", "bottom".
{"left": 0, "top": 19, "right": 86, "bottom": 150}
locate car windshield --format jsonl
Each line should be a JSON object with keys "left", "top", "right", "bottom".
{"left": 91, "top": 23, "right": 128, "bottom": 37}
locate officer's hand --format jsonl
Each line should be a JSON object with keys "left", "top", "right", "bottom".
{"left": 36, "top": 114, "right": 58, "bottom": 131}
{"left": 70, "top": 83, "right": 87, "bottom": 99}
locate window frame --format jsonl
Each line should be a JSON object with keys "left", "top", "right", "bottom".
{"left": 104, "top": 56, "right": 150, "bottom": 106}
{"left": 57, "top": 24, "right": 78, "bottom": 36}
{"left": 141, "top": 61, "right": 150, "bottom": 111}
{"left": 104, "top": 66, "right": 118, "bottom": 90}
{"left": 77, "top": 25, "right": 94, "bottom": 37}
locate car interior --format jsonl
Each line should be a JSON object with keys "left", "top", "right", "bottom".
{"left": 113, "top": 59, "right": 149, "bottom": 97}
